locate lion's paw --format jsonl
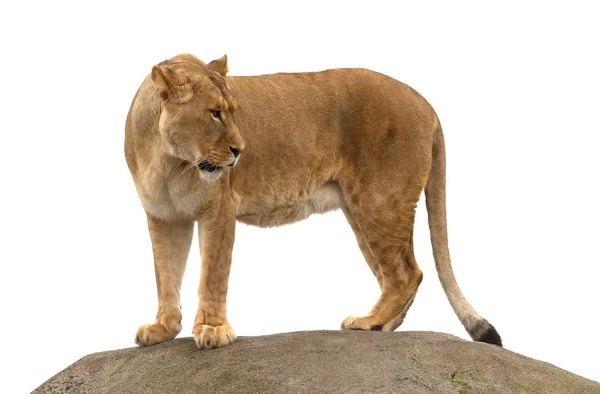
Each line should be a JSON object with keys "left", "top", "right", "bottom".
{"left": 341, "top": 315, "right": 384, "bottom": 331}
{"left": 135, "top": 321, "right": 181, "bottom": 347}
{"left": 193, "top": 322, "right": 236, "bottom": 349}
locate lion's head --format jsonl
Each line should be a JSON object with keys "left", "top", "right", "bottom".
{"left": 150, "top": 54, "right": 245, "bottom": 180}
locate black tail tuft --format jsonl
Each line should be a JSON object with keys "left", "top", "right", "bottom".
{"left": 469, "top": 319, "right": 503, "bottom": 347}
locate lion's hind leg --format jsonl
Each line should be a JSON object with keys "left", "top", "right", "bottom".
{"left": 342, "top": 206, "right": 383, "bottom": 290}
{"left": 340, "top": 180, "right": 424, "bottom": 331}
{"left": 344, "top": 204, "right": 422, "bottom": 331}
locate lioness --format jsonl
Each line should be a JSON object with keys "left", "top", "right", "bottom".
{"left": 125, "top": 53, "right": 502, "bottom": 349}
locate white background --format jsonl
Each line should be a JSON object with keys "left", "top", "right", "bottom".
{"left": 1, "top": 1, "right": 599, "bottom": 392}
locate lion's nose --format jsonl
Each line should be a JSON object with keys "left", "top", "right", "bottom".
{"left": 229, "top": 146, "right": 242, "bottom": 158}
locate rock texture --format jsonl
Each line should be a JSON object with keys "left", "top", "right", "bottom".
{"left": 34, "top": 331, "right": 599, "bottom": 394}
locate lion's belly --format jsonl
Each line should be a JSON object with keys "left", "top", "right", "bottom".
{"left": 235, "top": 182, "right": 344, "bottom": 227}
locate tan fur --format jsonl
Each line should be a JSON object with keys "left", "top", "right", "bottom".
{"left": 125, "top": 54, "right": 500, "bottom": 349}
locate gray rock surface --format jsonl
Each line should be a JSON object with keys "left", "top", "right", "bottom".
{"left": 34, "top": 331, "right": 599, "bottom": 393}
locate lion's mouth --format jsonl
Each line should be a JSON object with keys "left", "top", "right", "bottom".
{"left": 198, "top": 160, "right": 222, "bottom": 173}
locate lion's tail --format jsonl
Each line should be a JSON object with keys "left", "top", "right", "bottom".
{"left": 424, "top": 119, "right": 502, "bottom": 346}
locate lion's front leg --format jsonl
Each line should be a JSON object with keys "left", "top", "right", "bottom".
{"left": 136, "top": 215, "right": 194, "bottom": 346}
{"left": 193, "top": 197, "right": 237, "bottom": 349}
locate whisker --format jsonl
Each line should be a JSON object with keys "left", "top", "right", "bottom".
{"left": 174, "top": 163, "right": 196, "bottom": 182}
{"left": 179, "top": 159, "right": 200, "bottom": 178}
{"left": 173, "top": 154, "right": 203, "bottom": 182}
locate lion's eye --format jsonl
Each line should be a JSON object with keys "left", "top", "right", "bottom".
{"left": 210, "top": 110, "right": 222, "bottom": 120}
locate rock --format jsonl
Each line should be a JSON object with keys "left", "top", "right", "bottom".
{"left": 34, "top": 331, "right": 599, "bottom": 394}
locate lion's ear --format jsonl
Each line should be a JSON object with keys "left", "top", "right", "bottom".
{"left": 207, "top": 55, "right": 229, "bottom": 77}
{"left": 151, "top": 65, "right": 193, "bottom": 103}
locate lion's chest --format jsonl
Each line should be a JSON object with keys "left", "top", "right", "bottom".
{"left": 135, "top": 172, "right": 201, "bottom": 222}
{"left": 140, "top": 191, "right": 198, "bottom": 221}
